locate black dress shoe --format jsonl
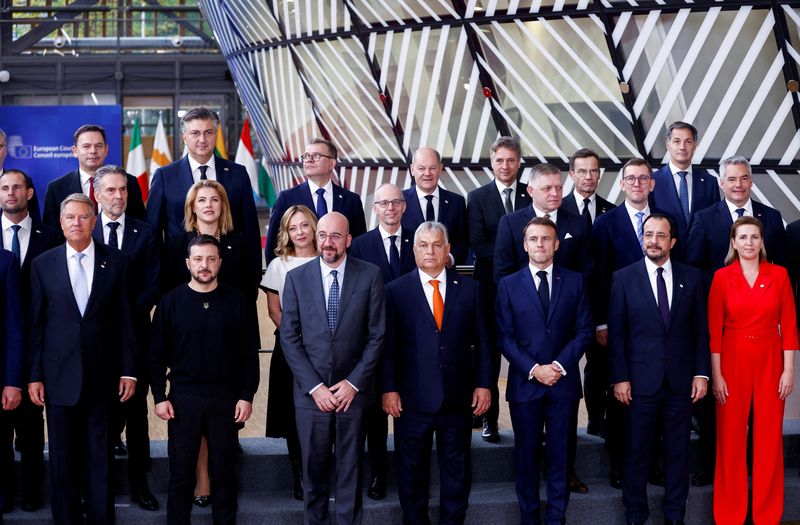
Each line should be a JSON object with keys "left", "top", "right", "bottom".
{"left": 113, "top": 438, "right": 128, "bottom": 456}
{"left": 664, "top": 521, "right": 685, "bottom": 525}
{"left": 481, "top": 421, "right": 500, "bottom": 443}
{"left": 131, "top": 486, "right": 159, "bottom": 511}
{"left": 691, "top": 471, "right": 712, "bottom": 486}
{"left": 20, "top": 496, "right": 44, "bottom": 512}
{"left": 471, "top": 415, "right": 482, "bottom": 429}
{"left": 366, "top": 476, "right": 386, "bottom": 500}
{"left": 610, "top": 469, "right": 623, "bottom": 490}
{"left": 193, "top": 495, "right": 211, "bottom": 507}
{"left": 586, "top": 422, "right": 606, "bottom": 438}
{"left": 568, "top": 471, "right": 588, "bottom": 493}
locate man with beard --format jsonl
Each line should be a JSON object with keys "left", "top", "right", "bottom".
{"left": 150, "top": 234, "right": 260, "bottom": 524}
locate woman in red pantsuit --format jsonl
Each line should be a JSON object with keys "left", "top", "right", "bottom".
{"left": 709, "top": 216, "right": 798, "bottom": 525}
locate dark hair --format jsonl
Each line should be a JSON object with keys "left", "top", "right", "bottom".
{"left": 621, "top": 158, "right": 652, "bottom": 178}
{"left": 642, "top": 212, "right": 677, "bottom": 239}
{"left": 667, "top": 121, "right": 698, "bottom": 141}
{"left": 490, "top": 136, "right": 521, "bottom": 158}
{"left": 186, "top": 234, "right": 221, "bottom": 258}
{"left": 308, "top": 138, "right": 338, "bottom": 160}
{"left": 73, "top": 125, "right": 107, "bottom": 146}
{"left": 0, "top": 168, "right": 34, "bottom": 190}
{"left": 569, "top": 148, "right": 600, "bottom": 171}
{"left": 523, "top": 216, "right": 559, "bottom": 238}
{"left": 180, "top": 107, "right": 220, "bottom": 133}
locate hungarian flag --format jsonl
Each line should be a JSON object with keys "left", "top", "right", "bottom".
{"left": 126, "top": 119, "right": 148, "bottom": 201}
{"left": 150, "top": 114, "right": 172, "bottom": 183}
{"left": 234, "top": 118, "right": 259, "bottom": 195}
{"left": 214, "top": 125, "right": 228, "bottom": 160}
{"left": 258, "top": 157, "right": 277, "bottom": 207}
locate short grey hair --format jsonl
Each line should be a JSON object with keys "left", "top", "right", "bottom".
{"left": 719, "top": 155, "right": 752, "bottom": 178}
{"left": 414, "top": 221, "right": 449, "bottom": 245}
{"left": 180, "top": 107, "right": 220, "bottom": 134}
{"left": 490, "top": 136, "right": 521, "bottom": 159}
{"left": 93, "top": 165, "right": 127, "bottom": 192}
{"left": 528, "top": 163, "right": 561, "bottom": 185}
{"left": 411, "top": 147, "right": 442, "bottom": 165}
{"left": 60, "top": 193, "right": 94, "bottom": 216}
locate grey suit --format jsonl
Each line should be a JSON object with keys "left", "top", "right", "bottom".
{"left": 280, "top": 256, "right": 385, "bottom": 525}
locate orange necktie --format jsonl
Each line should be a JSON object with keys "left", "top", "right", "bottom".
{"left": 430, "top": 279, "right": 443, "bottom": 330}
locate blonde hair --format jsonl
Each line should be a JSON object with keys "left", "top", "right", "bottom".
{"left": 274, "top": 205, "right": 318, "bottom": 259}
{"left": 724, "top": 216, "right": 767, "bottom": 265}
{"left": 183, "top": 180, "right": 234, "bottom": 235}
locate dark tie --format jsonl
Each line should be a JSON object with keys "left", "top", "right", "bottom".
{"left": 503, "top": 188, "right": 514, "bottom": 214}
{"left": 199, "top": 165, "right": 208, "bottom": 180}
{"left": 327, "top": 269, "right": 339, "bottom": 334}
{"left": 582, "top": 197, "right": 592, "bottom": 229}
{"left": 537, "top": 270, "right": 549, "bottom": 317}
{"left": 735, "top": 208, "right": 745, "bottom": 218}
{"left": 107, "top": 221, "right": 120, "bottom": 249}
{"left": 657, "top": 267, "right": 670, "bottom": 326}
{"left": 316, "top": 188, "right": 328, "bottom": 218}
{"left": 10, "top": 224, "right": 21, "bottom": 264}
{"left": 636, "top": 211, "right": 645, "bottom": 250}
{"left": 88, "top": 177, "right": 98, "bottom": 213}
{"left": 424, "top": 195, "right": 435, "bottom": 222}
{"left": 388, "top": 235, "right": 400, "bottom": 279}
{"left": 677, "top": 171, "right": 690, "bottom": 223}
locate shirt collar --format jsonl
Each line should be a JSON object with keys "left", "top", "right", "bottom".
{"left": 2, "top": 213, "right": 31, "bottom": 232}
{"left": 644, "top": 255, "right": 672, "bottom": 276}
{"left": 188, "top": 154, "right": 214, "bottom": 174}
{"left": 669, "top": 162, "right": 693, "bottom": 176}
{"left": 494, "top": 178, "right": 517, "bottom": 195}
{"left": 725, "top": 198, "right": 753, "bottom": 215}
{"left": 528, "top": 262, "right": 554, "bottom": 279}
{"left": 308, "top": 178, "right": 333, "bottom": 195}
{"left": 415, "top": 186, "right": 439, "bottom": 201}
{"left": 531, "top": 204, "right": 558, "bottom": 222}
{"left": 320, "top": 255, "right": 346, "bottom": 277}
{"left": 378, "top": 224, "right": 401, "bottom": 241}
{"left": 79, "top": 169, "right": 94, "bottom": 187}
{"left": 66, "top": 239, "right": 95, "bottom": 260}
{"left": 624, "top": 200, "right": 650, "bottom": 219}
{"left": 418, "top": 267, "right": 446, "bottom": 286}
{"left": 573, "top": 190, "right": 595, "bottom": 206}
{"left": 101, "top": 212, "right": 126, "bottom": 229}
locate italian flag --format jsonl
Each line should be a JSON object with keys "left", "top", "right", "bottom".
{"left": 126, "top": 119, "right": 148, "bottom": 201}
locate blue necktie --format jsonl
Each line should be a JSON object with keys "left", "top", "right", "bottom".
{"left": 388, "top": 235, "right": 400, "bottom": 279}
{"left": 736, "top": 208, "right": 745, "bottom": 218}
{"left": 424, "top": 195, "right": 435, "bottom": 222}
{"left": 73, "top": 252, "right": 89, "bottom": 316}
{"left": 10, "top": 224, "right": 21, "bottom": 265}
{"left": 657, "top": 267, "right": 670, "bottom": 326}
{"left": 537, "top": 270, "right": 549, "bottom": 318}
{"left": 107, "top": 221, "right": 120, "bottom": 249}
{"left": 636, "top": 211, "right": 645, "bottom": 250}
{"left": 316, "top": 188, "right": 328, "bottom": 218}
{"left": 327, "top": 269, "right": 339, "bottom": 334}
{"left": 677, "top": 171, "right": 690, "bottom": 223}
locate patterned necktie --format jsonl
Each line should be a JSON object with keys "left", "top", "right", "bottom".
{"left": 424, "top": 195, "right": 435, "bottom": 222}
{"left": 88, "top": 177, "right": 98, "bottom": 213}
{"left": 537, "top": 270, "right": 550, "bottom": 317}
{"left": 430, "top": 279, "right": 443, "bottom": 330}
{"left": 503, "top": 187, "right": 514, "bottom": 214}
{"left": 107, "top": 221, "right": 120, "bottom": 249}
{"left": 677, "top": 171, "right": 690, "bottom": 223}
{"left": 735, "top": 208, "right": 745, "bottom": 219}
{"left": 582, "top": 197, "right": 592, "bottom": 229}
{"left": 199, "top": 165, "right": 209, "bottom": 180}
{"left": 327, "top": 269, "right": 339, "bottom": 334}
{"left": 636, "top": 211, "right": 645, "bottom": 250}
{"left": 388, "top": 235, "right": 400, "bottom": 279}
{"left": 73, "top": 252, "right": 89, "bottom": 316}
{"left": 10, "top": 224, "right": 21, "bottom": 265}
{"left": 657, "top": 267, "right": 670, "bottom": 326}
{"left": 316, "top": 188, "right": 328, "bottom": 218}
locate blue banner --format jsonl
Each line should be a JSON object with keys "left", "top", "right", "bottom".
{"left": 0, "top": 105, "right": 123, "bottom": 207}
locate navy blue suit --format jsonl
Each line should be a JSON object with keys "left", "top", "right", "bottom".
{"left": 608, "top": 259, "right": 710, "bottom": 524}
{"left": 42, "top": 170, "right": 146, "bottom": 228}
{"left": 265, "top": 181, "right": 366, "bottom": 265}
{"left": 350, "top": 227, "right": 415, "bottom": 284}
{"left": 382, "top": 270, "right": 490, "bottom": 524}
{"left": 493, "top": 206, "right": 592, "bottom": 284}
{"left": 559, "top": 192, "right": 615, "bottom": 221}
{"left": 496, "top": 265, "right": 591, "bottom": 524}
{"left": 401, "top": 187, "right": 469, "bottom": 264}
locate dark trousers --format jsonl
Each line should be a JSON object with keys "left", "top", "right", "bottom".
{"left": 623, "top": 381, "right": 691, "bottom": 524}
{"left": 364, "top": 405, "right": 388, "bottom": 480}
{"left": 605, "top": 385, "right": 627, "bottom": 475}
{"left": 167, "top": 391, "right": 239, "bottom": 525}
{"left": 295, "top": 406, "right": 365, "bottom": 525}
{"left": 394, "top": 409, "right": 472, "bottom": 525}
{"left": 510, "top": 397, "right": 571, "bottom": 525}
{"left": 583, "top": 342, "right": 607, "bottom": 430}
{"left": 0, "top": 397, "right": 45, "bottom": 509}
{"left": 46, "top": 401, "right": 113, "bottom": 525}
{"left": 484, "top": 345, "right": 501, "bottom": 428}
{"left": 0, "top": 407, "right": 15, "bottom": 512}
{"left": 695, "top": 391, "right": 716, "bottom": 475}
{"left": 114, "top": 381, "right": 152, "bottom": 487}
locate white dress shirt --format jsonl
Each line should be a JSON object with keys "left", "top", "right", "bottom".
{"left": 415, "top": 186, "right": 440, "bottom": 222}
{"left": 572, "top": 190, "right": 597, "bottom": 222}
{"left": 624, "top": 200, "right": 651, "bottom": 234}
{"left": 66, "top": 240, "right": 95, "bottom": 294}
{"left": 669, "top": 162, "right": 693, "bottom": 208}
{"left": 724, "top": 198, "right": 753, "bottom": 221}
{"left": 79, "top": 169, "right": 95, "bottom": 198}
{"left": 531, "top": 205, "right": 558, "bottom": 223}
{"left": 100, "top": 212, "right": 126, "bottom": 248}
{"left": 2, "top": 214, "right": 32, "bottom": 264}
{"left": 308, "top": 178, "right": 334, "bottom": 214}
{"left": 188, "top": 155, "right": 216, "bottom": 183}
{"left": 379, "top": 225, "right": 402, "bottom": 262}
{"left": 418, "top": 268, "right": 447, "bottom": 313}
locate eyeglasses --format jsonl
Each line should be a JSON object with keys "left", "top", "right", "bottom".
{"left": 374, "top": 199, "right": 405, "bottom": 209}
{"left": 317, "top": 232, "right": 344, "bottom": 242}
{"left": 301, "top": 152, "right": 335, "bottom": 162}
{"left": 186, "top": 130, "right": 216, "bottom": 140}
{"left": 622, "top": 175, "right": 653, "bottom": 185}
{"left": 573, "top": 168, "right": 600, "bottom": 177}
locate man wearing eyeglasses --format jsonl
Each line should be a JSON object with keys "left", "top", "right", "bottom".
{"left": 264, "top": 138, "right": 367, "bottom": 266}
{"left": 147, "top": 107, "right": 261, "bottom": 285}
{"left": 561, "top": 148, "right": 615, "bottom": 227}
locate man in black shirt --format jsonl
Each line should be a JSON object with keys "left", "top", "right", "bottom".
{"left": 150, "top": 234, "right": 260, "bottom": 525}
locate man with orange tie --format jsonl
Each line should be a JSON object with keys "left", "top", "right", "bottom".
{"left": 382, "top": 221, "right": 491, "bottom": 524}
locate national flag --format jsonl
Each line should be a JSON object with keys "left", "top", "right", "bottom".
{"left": 259, "top": 157, "right": 277, "bottom": 207}
{"left": 126, "top": 119, "right": 148, "bottom": 201}
{"left": 234, "top": 118, "right": 259, "bottom": 195}
{"left": 150, "top": 114, "right": 172, "bottom": 182}
{"left": 214, "top": 125, "right": 228, "bottom": 159}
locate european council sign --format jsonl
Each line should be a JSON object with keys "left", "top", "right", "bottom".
{"left": 0, "top": 105, "right": 123, "bottom": 210}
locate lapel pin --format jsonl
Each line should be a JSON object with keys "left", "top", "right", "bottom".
{"left": 224, "top": 167, "right": 229, "bottom": 171}
{"left": 35, "top": 229, "right": 41, "bottom": 234}
{"left": 679, "top": 284, "right": 684, "bottom": 288}
{"left": 227, "top": 245, "right": 232, "bottom": 249}
{"left": 444, "top": 199, "right": 449, "bottom": 204}
{"left": 700, "top": 178, "right": 705, "bottom": 182}
{"left": 203, "top": 302, "right": 209, "bottom": 309}
{"left": 100, "top": 261, "right": 106, "bottom": 269}
{"left": 133, "top": 228, "right": 138, "bottom": 233}
{"left": 453, "top": 280, "right": 458, "bottom": 284}
{"left": 339, "top": 194, "right": 343, "bottom": 199}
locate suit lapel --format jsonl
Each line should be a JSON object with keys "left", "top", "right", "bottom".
{"left": 335, "top": 260, "right": 359, "bottom": 331}
{"left": 633, "top": 261, "right": 663, "bottom": 327}
{"left": 332, "top": 185, "right": 345, "bottom": 213}
{"left": 69, "top": 171, "right": 83, "bottom": 194}
{"left": 548, "top": 267, "right": 564, "bottom": 323}
{"left": 213, "top": 156, "right": 229, "bottom": 186}
{"left": 56, "top": 246, "right": 83, "bottom": 316}
{"left": 309, "top": 257, "right": 328, "bottom": 328}
{"left": 437, "top": 188, "right": 451, "bottom": 223}
{"left": 92, "top": 221, "right": 104, "bottom": 246}
{"left": 611, "top": 208, "right": 641, "bottom": 254}
{"left": 404, "top": 189, "right": 424, "bottom": 224}
{"left": 400, "top": 228, "right": 414, "bottom": 272}
{"left": 668, "top": 263, "right": 686, "bottom": 332}
{"left": 120, "top": 221, "right": 139, "bottom": 252}
{"left": 690, "top": 171, "right": 710, "bottom": 214}
{"left": 411, "top": 271, "right": 439, "bottom": 330}
{"left": 84, "top": 244, "right": 110, "bottom": 317}
{"left": 179, "top": 156, "right": 195, "bottom": 190}
{"left": 441, "top": 271, "right": 461, "bottom": 330}
{"left": 521, "top": 268, "right": 547, "bottom": 321}
{"left": 513, "top": 188, "right": 530, "bottom": 211}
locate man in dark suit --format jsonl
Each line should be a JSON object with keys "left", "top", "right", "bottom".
{"left": 350, "top": 182, "right": 414, "bottom": 501}
{"left": 281, "top": 212, "right": 385, "bottom": 525}
{"left": 28, "top": 193, "right": 137, "bottom": 525}
{"left": 0, "top": 169, "right": 59, "bottom": 513}
{"left": 382, "top": 221, "right": 491, "bottom": 525}
{"left": 401, "top": 147, "right": 468, "bottom": 265}
{"left": 494, "top": 163, "right": 592, "bottom": 284}
{"left": 91, "top": 165, "right": 160, "bottom": 511}
{"left": 0, "top": 241, "right": 24, "bottom": 522}
{"left": 265, "top": 138, "right": 366, "bottom": 266}
{"left": 561, "top": 148, "right": 615, "bottom": 442}
{"left": 146, "top": 107, "right": 261, "bottom": 281}
{"left": 609, "top": 213, "right": 709, "bottom": 525}
{"left": 495, "top": 216, "right": 592, "bottom": 525}
{"left": 684, "top": 154, "right": 788, "bottom": 486}
{"left": 467, "top": 136, "right": 531, "bottom": 444}
{"left": 590, "top": 158, "right": 658, "bottom": 488}
{"left": 0, "top": 129, "right": 41, "bottom": 223}
{"left": 42, "top": 125, "right": 145, "bottom": 228}
{"left": 649, "top": 122, "right": 720, "bottom": 257}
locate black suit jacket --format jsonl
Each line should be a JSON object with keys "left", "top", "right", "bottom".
{"left": 0, "top": 221, "right": 60, "bottom": 312}
{"left": 560, "top": 191, "right": 616, "bottom": 222}
{"left": 28, "top": 242, "right": 137, "bottom": 406}
{"left": 349, "top": 227, "right": 416, "bottom": 284}
{"left": 42, "top": 170, "right": 145, "bottom": 228}
{"left": 467, "top": 181, "right": 531, "bottom": 285}
{"left": 402, "top": 186, "right": 469, "bottom": 265}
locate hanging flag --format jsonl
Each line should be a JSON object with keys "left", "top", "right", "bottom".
{"left": 259, "top": 157, "right": 277, "bottom": 207}
{"left": 234, "top": 119, "right": 260, "bottom": 195}
{"left": 126, "top": 119, "right": 148, "bottom": 201}
{"left": 150, "top": 114, "right": 172, "bottom": 183}
{"left": 214, "top": 125, "right": 228, "bottom": 159}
